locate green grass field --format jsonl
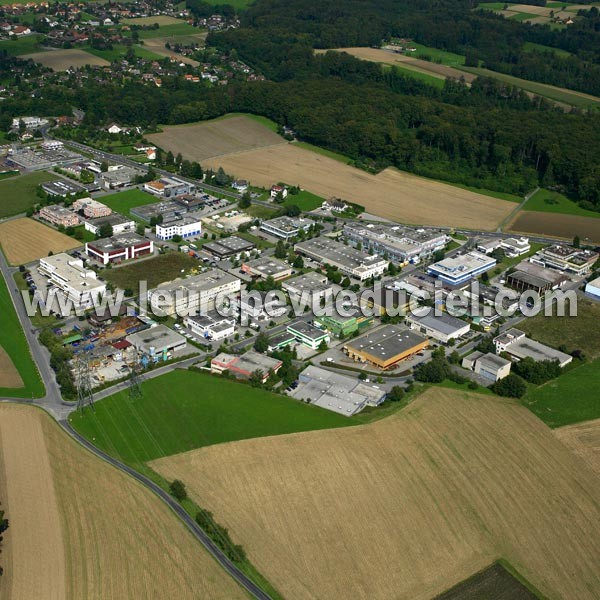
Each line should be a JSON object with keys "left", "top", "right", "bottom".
{"left": 459, "top": 65, "right": 600, "bottom": 109}
{"left": 284, "top": 190, "right": 324, "bottom": 211}
{"left": 137, "top": 23, "right": 200, "bottom": 39}
{"left": 385, "top": 63, "right": 446, "bottom": 89}
{"left": 519, "top": 299, "right": 600, "bottom": 360}
{"left": 84, "top": 44, "right": 163, "bottom": 62}
{"left": 410, "top": 43, "right": 466, "bottom": 67}
{"left": 70, "top": 369, "right": 353, "bottom": 470}
{"left": 100, "top": 188, "right": 158, "bottom": 216}
{"left": 102, "top": 251, "right": 199, "bottom": 291}
{"left": 0, "top": 171, "right": 58, "bottom": 218}
{"left": 200, "top": 0, "right": 251, "bottom": 9}
{"left": 523, "top": 42, "right": 572, "bottom": 58}
{"left": 510, "top": 12, "right": 539, "bottom": 21}
{"left": 523, "top": 188, "right": 600, "bottom": 218}
{"left": 0, "top": 34, "right": 45, "bottom": 56}
{"left": 236, "top": 230, "right": 275, "bottom": 249}
{"left": 523, "top": 358, "right": 600, "bottom": 428}
{"left": 0, "top": 271, "right": 45, "bottom": 398}
{"left": 242, "top": 203, "right": 279, "bottom": 220}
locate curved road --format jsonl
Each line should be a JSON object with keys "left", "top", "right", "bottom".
{"left": 0, "top": 250, "right": 273, "bottom": 600}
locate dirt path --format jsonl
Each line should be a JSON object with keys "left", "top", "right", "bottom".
{"left": 0, "top": 405, "right": 66, "bottom": 600}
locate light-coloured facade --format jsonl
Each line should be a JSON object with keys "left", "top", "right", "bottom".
{"left": 39, "top": 205, "right": 80, "bottom": 228}
{"left": 427, "top": 251, "right": 496, "bottom": 285}
{"left": 72, "top": 197, "right": 112, "bottom": 219}
{"left": 462, "top": 351, "right": 511, "bottom": 382}
{"left": 155, "top": 218, "right": 201, "bottom": 241}
{"left": 406, "top": 311, "right": 470, "bottom": 344}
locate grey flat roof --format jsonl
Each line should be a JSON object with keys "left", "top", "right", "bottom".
{"left": 127, "top": 324, "right": 185, "bottom": 351}
{"left": 243, "top": 256, "right": 289, "bottom": 276}
{"left": 478, "top": 352, "right": 511, "bottom": 370}
{"left": 87, "top": 232, "right": 147, "bottom": 252}
{"left": 282, "top": 271, "right": 329, "bottom": 293}
{"left": 507, "top": 338, "right": 572, "bottom": 365}
{"left": 151, "top": 268, "right": 239, "bottom": 294}
{"left": 287, "top": 319, "right": 329, "bottom": 341}
{"left": 508, "top": 270, "right": 551, "bottom": 289}
{"left": 346, "top": 325, "right": 427, "bottom": 361}
{"left": 408, "top": 311, "right": 468, "bottom": 335}
{"left": 204, "top": 235, "right": 255, "bottom": 256}
{"left": 295, "top": 237, "right": 386, "bottom": 270}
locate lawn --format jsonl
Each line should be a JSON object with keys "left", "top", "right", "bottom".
{"left": 137, "top": 23, "right": 200, "bottom": 38}
{"left": 459, "top": 65, "right": 600, "bottom": 109}
{"left": 386, "top": 63, "right": 446, "bottom": 89}
{"left": 523, "top": 188, "right": 600, "bottom": 218}
{"left": 70, "top": 369, "right": 353, "bottom": 471}
{"left": 519, "top": 299, "right": 600, "bottom": 360}
{"left": 523, "top": 358, "right": 600, "bottom": 428}
{"left": 0, "top": 271, "right": 45, "bottom": 398}
{"left": 236, "top": 230, "right": 275, "bottom": 249}
{"left": 523, "top": 41, "right": 572, "bottom": 58}
{"left": 0, "top": 34, "right": 45, "bottom": 56}
{"left": 0, "top": 171, "right": 58, "bottom": 218}
{"left": 102, "top": 251, "right": 200, "bottom": 291}
{"left": 243, "top": 203, "right": 279, "bottom": 219}
{"left": 510, "top": 12, "right": 539, "bottom": 21}
{"left": 493, "top": 242, "right": 544, "bottom": 272}
{"left": 284, "top": 190, "right": 324, "bottom": 211}
{"left": 84, "top": 44, "right": 163, "bottom": 62}
{"left": 99, "top": 188, "right": 158, "bottom": 216}
{"left": 410, "top": 43, "right": 466, "bottom": 67}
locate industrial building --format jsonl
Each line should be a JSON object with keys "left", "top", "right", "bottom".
{"left": 155, "top": 217, "right": 201, "bottom": 241}
{"left": 235, "top": 290, "right": 287, "bottom": 321}
{"left": 494, "top": 328, "right": 572, "bottom": 367}
{"left": 295, "top": 237, "right": 388, "bottom": 281}
{"left": 241, "top": 256, "right": 292, "bottom": 281}
{"left": 343, "top": 222, "right": 448, "bottom": 264}
{"left": 41, "top": 179, "right": 84, "bottom": 197}
{"left": 85, "top": 233, "right": 153, "bottom": 265}
{"left": 282, "top": 271, "right": 331, "bottom": 304}
{"left": 267, "top": 331, "right": 296, "bottom": 352}
{"left": 585, "top": 276, "right": 600, "bottom": 300}
{"left": 343, "top": 325, "right": 428, "bottom": 370}
{"left": 211, "top": 351, "right": 282, "bottom": 383}
{"left": 184, "top": 311, "right": 235, "bottom": 341}
{"left": 147, "top": 268, "right": 241, "bottom": 316}
{"left": 427, "top": 251, "right": 496, "bottom": 285}
{"left": 144, "top": 176, "right": 193, "bottom": 198}
{"left": 506, "top": 261, "right": 567, "bottom": 294}
{"left": 126, "top": 325, "right": 186, "bottom": 359}
{"left": 39, "top": 253, "right": 106, "bottom": 311}
{"left": 531, "top": 245, "right": 598, "bottom": 276}
{"left": 291, "top": 365, "right": 386, "bottom": 416}
{"left": 287, "top": 320, "right": 331, "bottom": 350}
{"left": 101, "top": 166, "right": 140, "bottom": 189}
{"left": 82, "top": 213, "right": 135, "bottom": 236}
{"left": 476, "top": 237, "right": 531, "bottom": 257}
{"left": 462, "top": 352, "right": 511, "bottom": 382}
{"left": 260, "top": 216, "right": 314, "bottom": 240}
{"left": 203, "top": 236, "right": 256, "bottom": 260}
{"left": 39, "top": 204, "right": 80, "bottom": 228}
{"left": 406, "top": 311, "right": 471, "bottom": 344}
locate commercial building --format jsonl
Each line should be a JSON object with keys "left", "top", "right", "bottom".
{"left": 39, "top": 253, "right": 106, "bottom": 311}
{"left": 82, "top": 214, "right": 135, "bottom": 236}
{"left": 531, "top": 245, "right": 598, "bottom": 276}
{"left": 287, "top": 320, "right": 330, "bottom": 350}
{"left": 211, "top": 351, "right": 282, "bottom": 383}
{"left": 126, "top": 324, "right": 186, "bottom": 360}
{"left": 427, "top": 251, "right": 496, "bottom": 286}
{"left": 343, "top": 325, "right": 428, "bottom": 370}
{"left": 203, "top": 236, "right": 255, "bottom": 260}
{"left": 406, "top": 311, "right": 471, "bottom": 344}
{"left": 267, "top": 331, "right": 296, "bottom": 352}
{"left": 101, "top": 166, "right": 140, "bottom": 189}
{"left": 144, "top": 177, "right": 193, "bottom": 198}
{"left": 39, "top": 204, "right": 80, "bottom": 228}
{"left": 235, "top": 290, "right": 287, "bottom": 321}
{"left": 291, "top": 365, "right": 386, "bottom": 416}
{"left": 241, "top": 256, "right": 292, "bottom": 281}
{"left": 462, "top": 351, "right": 511, "bottom": 382}
{"left": 155, "top": 217, "right": 202, "bottom": 241}
{"left": 72, "top": 197, "right": 111, "bottom": 218}
{"left": 85, "top": 233, "right": 153, "bottom": 265}
{"left": 260, "top": 216, "right": 314, "bottom": 240}
{"left": 282, "top": 271, "right": 331, "bottom": 303}
{"left": 41, "top": 179, "right": 84, "bottom": 197}
{"left": 343, "top": 222, "right": 448, "bottom": 264}
{"left": 130, "top": 200, "right": 184, "bottom": 224}
{"left": 147, "top": 268, "right": 241, "bottom": 316}
{"left": 295, "top": 237, "right": 388, "bottom": 281}
{"left": 477, "top": 237, "right": 530, "bottom": 257}
{"left": 184, "top": 311, "right": 235, "bottom": 341}
{"left": 585, "top": 276, "right": 600, "bottom": 300}
{"left": 314, "top": 314, "right": 373, "bottom": 338}
{"left": 494, "top": 328, "right": 572, "bottom": 367}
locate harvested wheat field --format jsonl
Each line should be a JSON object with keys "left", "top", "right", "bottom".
{"left": 148, "top": 115, "right": 285, "bottom": 162}
{"left": 509, "top": 211, "right": 600, "bottom": 243}
{"left": 204, "top": 144, "right": 514, "bottom": 229}
{"left": 21, "top": 49, "right": 109, "bottom": 71}
{"left": 555, "top": 419, "right": 600, "bottom": 477}
{"left": 0, "top": 347, "right": 23, "bottom": 388}
{"left": 322, "top": 47, "right": 476, "bottom": 82}
{"left": 0, "top": 404, "right": 245, "bottom": 600}
{"left": 0, "top": 218, "right": 80, "bottom": 265}
{"left": 153, "top": 388, "right": 600, "bottom": 600}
